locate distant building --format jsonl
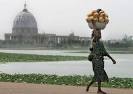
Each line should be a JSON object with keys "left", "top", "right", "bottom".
{"left": 3, "top": 3, "right": 90, "bottom": 48}
{"left": 5, "top": 3, "right": 38, "bottom": 45}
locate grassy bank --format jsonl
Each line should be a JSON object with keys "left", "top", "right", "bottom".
{"left": 0, "top": 73, "right": 132, "bottom": 88}
{"left": 69, "top": 50, "right": 133, "bottom": 54}
{"left": 0, "top": 52, "right": 87, "bottom": 62}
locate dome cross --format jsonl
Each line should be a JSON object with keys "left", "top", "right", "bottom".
{"left": 24, "top": 0, "right": 27, "bottom": 9}
{"left": 23, "top": 0, "right": 28, "bottom": 12}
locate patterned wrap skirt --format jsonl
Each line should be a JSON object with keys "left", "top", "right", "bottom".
{"left": 92, "top": 57, "right": 109, "bottom": 82}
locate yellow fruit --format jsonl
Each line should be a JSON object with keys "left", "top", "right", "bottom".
{"left": 99, "top": 17, "right": 105, "bottom": 22}
{"left": 99, "top": 10, "right": 104, "bottom": 14}
{"left": 100, "top": 13, "right": 105, "bottom": 17}
{"left": 99, "top": 15, "right": 105, "bottom": 19}
{"left": 99, "top": 17, "right": 102, "bottom": 20}
{"left": 86, "top": 10, "right": 109, "bottom": 24}
{"left": 93, "top": 17, "right": 98, "bottom": 22}
{"left": 88, "top": 16, "right": 94, "bottom": 20}
{"left": 93, "top": 12, "right": 99, "bottom": 17}
{"left": 92, "top": 10, "right": 97, "bottom": 14}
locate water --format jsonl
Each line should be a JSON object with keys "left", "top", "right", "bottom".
{"left": 0, "top": 49, "right": 132, "bottom": 78}
{"left": 0, "top": 59, "right": 133, "bottom": 78}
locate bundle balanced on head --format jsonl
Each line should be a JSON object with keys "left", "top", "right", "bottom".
{"left": 85, "top": 9, "right": 116, "bottom": 94}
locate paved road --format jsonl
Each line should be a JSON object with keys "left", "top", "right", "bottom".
{"left": 0, "top": 82, "right": 132, "bottom": 94}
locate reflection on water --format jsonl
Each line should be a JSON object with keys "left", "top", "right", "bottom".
{"left": 0, "top": 50, "right": 132, "bottom": 78}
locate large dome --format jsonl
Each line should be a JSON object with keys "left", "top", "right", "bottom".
{"left": 12, "top": 7, "right": 38, "bottom": 35}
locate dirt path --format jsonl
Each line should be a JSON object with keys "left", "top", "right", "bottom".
{"left": 0, "top": 82, "right": 132, "bottom": 94}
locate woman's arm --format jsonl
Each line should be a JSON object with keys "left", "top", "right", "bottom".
{"left": 106, "top": 53, "right": 116, "bottom": 64}
{"left": 101, "top": 42, "right": 116, "bottom": 64}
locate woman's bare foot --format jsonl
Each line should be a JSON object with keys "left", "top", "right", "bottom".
{"left": 86, "top": 86, "right": 90, "bottom": 92}
{"left": 97, "top": 90, "right": 107, "bottom": 94}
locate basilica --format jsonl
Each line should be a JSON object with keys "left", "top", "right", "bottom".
{"left": 3, "top": 3, "right": 90, "bottom": 48}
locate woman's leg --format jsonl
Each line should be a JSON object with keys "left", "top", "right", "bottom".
{"left": 97, "top": 81, "right": 107, "bottom": 94}
{"left": 98, "top": 81, "right": 101, "bottom": 91}
{"left": 86, "top": 78, "right": 95, "bottom": 92}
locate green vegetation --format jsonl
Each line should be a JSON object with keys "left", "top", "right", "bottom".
{"left": 69, "top": 50, "right": 133, "bottom": 54}
{"left": 0, "top": 52, "right": 87, "bottom": 62}
{"left": 0, "top": 73, "right": 132, "bottom": 88}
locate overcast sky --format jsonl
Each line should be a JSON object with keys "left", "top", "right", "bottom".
{"left": 0, "top": 0, "right": 132, "bottom": 40}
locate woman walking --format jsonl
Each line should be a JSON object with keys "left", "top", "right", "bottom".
{"left": 86, "top": 29, "right": 116, "bottom": 94}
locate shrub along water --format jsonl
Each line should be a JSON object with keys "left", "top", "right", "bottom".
{"left": 0, "top": 73, "right": 132, "bottom": 88}
{"left": 0, "top": 52, "right": 87, "bottom": 62}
